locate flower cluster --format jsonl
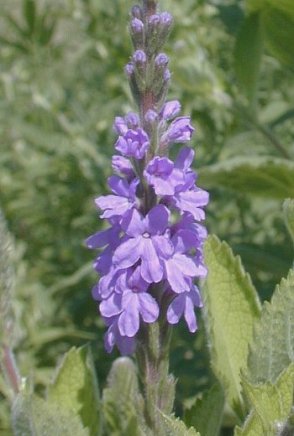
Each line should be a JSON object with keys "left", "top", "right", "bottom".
{"left": 87, "top": 2, "right": 209, "bottom": 355}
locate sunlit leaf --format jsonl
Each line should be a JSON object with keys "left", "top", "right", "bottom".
{"left": 47, "top": 346, "right": 101, "bottom": 436}
{"left": 248, "top": 269, "right": 294, "bottom": 383}
{"left": 235, "top": 364, "right": 294, "bottom": 435}
{"left": 203, "top": 235, "right": 261, "bottom": 418}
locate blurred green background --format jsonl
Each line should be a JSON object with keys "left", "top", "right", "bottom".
{"left": 0, "top": 0, "right": 293, "bottom": 433}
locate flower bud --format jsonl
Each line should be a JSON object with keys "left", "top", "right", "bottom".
{"left": 160, "top": 100, "right": 181, "bottom": 120}
{"left": 131, "top": 5, "right": 143, "bottom": 20}
{"left": 133, "top": 49, "right": 147, "bottom": 65}
{"left": 155, "top": 53, "right": 169, "bottom": 67}
{"left": 125, "top": 112, "right": 140, "bottom": 129}
{"left": 130, "top": 18, "right": 144, "bottom": 49}
{"left": 145, "top": 109, "right": 158, "bottom": 124}
{"left": 124, "top": 62, "right": 135, "bottom": 77}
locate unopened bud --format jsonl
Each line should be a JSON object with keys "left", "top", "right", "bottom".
{"left": 125, "top": 112, "right": 140, "bottom": 129}
{"left": 124, "top": 62, "right": 135, "bottom": 77}
{"left": 133, "top": 50, "right": 147, "bottom": 65}
{"left": 131, "top": 5, "right": 143, "bottom": 20}
{"left": 155, "top": 53, "right": 169, "bottom": 67}
{"left": 130, "top": 18, "right": 144, "bottom": 48}
{"left": 145, "top": 109, "right": 158, "bottom": 124}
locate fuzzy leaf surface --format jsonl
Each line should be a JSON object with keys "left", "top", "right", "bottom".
{"left": 102, "top": 357, "right": 147, "bottom": 436}
{"left": 235, "top": 364, "right": 294, "bottom": 435}
{"left": 203, "top": 235, "right": 261, "bottom": 417}
{"left": 11, "top": 393, "right": 89, "bottom": 436}
{"left": 47, "top": 346, "right": 101, "bottom": 436}
{"left": 159, "top": 413, "right": 200, "bottom": 436}
{"left": 248, "top": 269, "right": 294, "bottom": 383}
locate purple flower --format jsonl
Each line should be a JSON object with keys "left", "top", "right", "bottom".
{"left": 95, "top": 175, "right": 139, "bottom": 219}
{"left": 100, "top": 268, "right": 159, "bottom": 337}
{"left": 161, "top": 116, "right": 194, "bottom": 145}
{"left": 112, "top": 155, "right": 135, "bottom": 180}
{"left": 125, "top": 112, "right": 140, "bottom": 129}
{"left": 144, "top": 156, "right": 175, "bottom": 195}
{"left": 167, "top": 284, "right": 202, "bottom": 332}
{"left": 144, "top": 147, "right": 195, "bottom": 196}
{"left": 115, "top": 128, "right": 150, "bottom": 159}
{"left": 113, "top": 205, "right": 173, "bottom": 283}
{"left": 104, "top": 316, "right": 136, "bottom": 355}
{"left": 160, "top": 100, "right": 181, "bottom": 120}
{"left": 171, "top": 187, "right": 209, "bottom": 220}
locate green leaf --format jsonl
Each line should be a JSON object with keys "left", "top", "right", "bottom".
{"left": 283, "top": 199, "right": 294, "bottom": 245}
{"left": 248, "top": 269, "right": 294, "bottom": 383}
{"left": 266, "top": 0, "right": 294, "bottom": 18}
{"left": 184, "top": 383, "right": 225, "bottom": 436}
{"left": 235, "top": 364, "right": 294, "bottom": 435}
{"left": 23, "top": 0, "right": 36, "bottom": 35}
{"left": 12, "top": 393, "right": 89, "bottom": 436}
{"left": 262, "top": 7, "right": 294, "bottom": 68}
{"left": 198, "top": 157, "right": 294, "bottom": 199}
{"left": 203, "top": 236, "right": 261, "bottom": 418}
{"left": 159, "top": 413, "right": 200, "bottom": 436}
{"left": 234, "top": 13, "right": 263, "bottom": 105}
{"left": 47, "top": 346, "right": 101, "bottom": 436}
{"left": 102, "top": 357, "right": 147, "bottom": 436}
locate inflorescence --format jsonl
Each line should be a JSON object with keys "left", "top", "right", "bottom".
{"left": 87, "top": 1, "right": 209, "bottom": 355}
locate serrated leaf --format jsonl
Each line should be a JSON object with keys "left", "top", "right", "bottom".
{"left": 184, "top": 383, "right": 225, "bottom": 436}
{"left": 198, "top": 157, "right": 294, "bottom": 199}
{"left": 47, "top": 346, "right": 101, "bottom": 436}
{"left": 12, "top": 393, "right": 89, "bottom": 436}
{"left": 248, "top": 269, "right": 294, "bottom": 383}
{"left": 283, "top": 199, "right": 294, "bottom": 245}
{"left": 102, "top": 357, "right": 147, "bottom": 436}
{"left": 159, "top": 413, "right": 200, "bottom": 436}
{"left": 235, "top": 364, "right": 294, "bottom": 435}
{"left": 203, "top": 236, "right": 261, "bottom": 418}
{"left": 234, "top": 13, "right": 263, "bottom": 105}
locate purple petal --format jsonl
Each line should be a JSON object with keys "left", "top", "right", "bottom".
{"left": 138, "top": 293, "right": 159, "bottom": 323}
{"left": 108, "top": 175, "right": 130, "bottom": 197}
{"left": 113, "top": 236, "right": 142, "bottom": 269}
{"left": 141, "top": 238, "right": 163, "bottom": 283}
{"left": 96, "top": 195, "right": 131, "bottom": 218}
{"left": 119, "top": 293, "right": 140, "bottom": 337}
{"left": 175, "top": 146, "right": 194, "bottom": 171}
{"left": 86, "top": 227, "right": 114, "bottom": 249}
{"left": 160, "top": 100, "right": 181, "bottom": 120}
{"left": 112, "top": 155, "right": 135, "bottom": 179}
{"left": 172, "top": 252, "right": 198, "bottom": 276}
{"left": 167, "top": 295, "right": 184, "bottom": 324}
{"left": 152, "top": 234, "right": 174, "bottom": 258}
{"left": 145, "top": 204, "right": 169, "bottom": 235}
{"left": 121, "top": 208, "right": 145, "bottom": 237}
{"left": 113, "top": 117, "right": 128, "bottom": 135}
{"left": 100, "top": 293, "right": 122, "bottom": 318}
{"left": 184, "top": 296, "right": 197, "bottom": 332}
{"left": 164, "top": 257, "right": 191, "bottom": 293}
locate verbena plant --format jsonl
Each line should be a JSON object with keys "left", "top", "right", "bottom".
{"left": 0, "top": 0, "right": 294, "bottom": 435}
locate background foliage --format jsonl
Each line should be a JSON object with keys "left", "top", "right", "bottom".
{"left": 0, "top": 0, "right": 293, "bottom": 434}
